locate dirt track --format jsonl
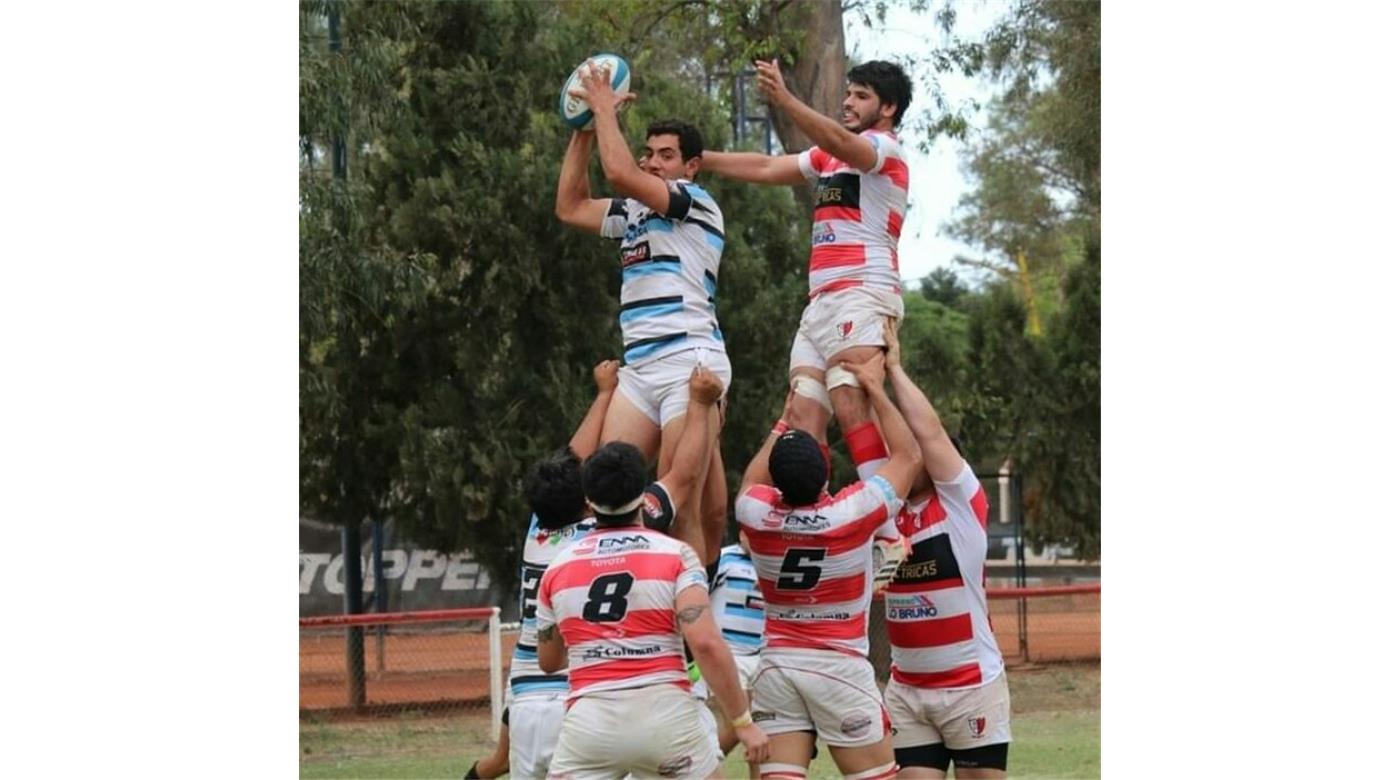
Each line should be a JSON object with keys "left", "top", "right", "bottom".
{"left": 301, "top": 594, "right": 1098, "bottom": 712}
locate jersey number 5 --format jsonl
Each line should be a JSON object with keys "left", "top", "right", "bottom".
{"left": 777, "top": 548, "right": 826, "bottom": 590}
{"left": 582, "top": 572, "right": 635, "bottom": 622}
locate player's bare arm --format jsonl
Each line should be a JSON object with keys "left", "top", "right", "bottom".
{"left": 754, "top": 58, "right": 879, "bottom": 172}
{"left": 841, "top": 351, "right": 921, "bottom": 498}
{"left": 554, "top": 130, "right": 613, "bottom": 232}
{"left": 567, "top": 359, "right": 621, "bottom": 460}
{"left": 535, "top": 623, "right": 566, "bottom": 674}
{"left": 656, "top": 366, "right": 724, "bottom": 509}
{"left": 699, "top": 150, "right": 807, "bottom": 186}
{"left": 674, "top": 586, "right": 770, "bottom": 765}
{"left": 881, "top": 318, "right": 964, "bottom": 483}
{"left": 738, "top": 390, "right": 795, "bottom": 494}
{"left": 570, "top": 61, "right": 674, "bottom": 216}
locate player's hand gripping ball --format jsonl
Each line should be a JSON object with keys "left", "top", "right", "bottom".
{"left": 559, "top": 53, "right": 631, "bottom": 130}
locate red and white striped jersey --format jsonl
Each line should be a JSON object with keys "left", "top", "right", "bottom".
{"left": 885, "top": 462, "right": 1003, "bottom": 689}
{"left": 535, "top": 526, "right": 708, "bottom": 704}
{"left": 797, "top": 129, "right": 909, "bottom": 299}
{"left": 735, "top": 476, "right": 904, "bottom": 658}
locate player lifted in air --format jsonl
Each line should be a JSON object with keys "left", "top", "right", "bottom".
{"left": 555, "top": 60, "right": 730, "bottom": 569}
{"left": 735, "top": 351, "right": 921, "bottom": 780}
{"left": 878, "top": 319, "right": 1011, "bottom": 779}
{"left": 535, "top": 367, "right": 769, "bottom": 779}
{"left": 702, "top": 59, "right": 914, "bottom": 494}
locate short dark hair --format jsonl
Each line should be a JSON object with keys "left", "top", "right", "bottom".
{"left": 647, "top": 119, "right": 704, "bottom": 162}
{"left": 769, "top": 430, "right": 827, "bottom": 507}
{"left": 846, "top": 60, "right": 913, "bottom": 127}
{"left": 582, "top": 442, "right": 649, "bottom": 527}
{"left": 525, "top": 447, "right": 585, "bottom": 530}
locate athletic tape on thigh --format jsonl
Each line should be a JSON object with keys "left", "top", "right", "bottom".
{"left": 791, "top": 374, "right": 832, "bottom": 414}
{"left": 760, "top": 762, "right": 808, "bottom": 780}
{"left": 844, "top": 761, "right": 897, "bottom": 780}
{"left": 825, "top": 364, "right": 859, "bottom": 391}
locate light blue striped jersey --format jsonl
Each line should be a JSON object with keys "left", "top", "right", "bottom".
{"left": 510, "top": 512, "right": 596, "bottom": 699}
{"left": 600, "top": 179, "right": 727, "bottom": 366}
{"left": 710, "top": 544, "right": 765, "bottom": 655}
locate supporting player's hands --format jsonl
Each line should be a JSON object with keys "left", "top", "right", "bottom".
{"left": 570, "top": 60, "right": 636, "bottom": 116}
{"left": 592, "top": 359, "right": 620, "bottom": 393}
{"left": 754, "top": 58, "right": 793, "bottom": 108}
{"left": 882, "top": 316, "right": 902, "bottom": 370}
{"left": 839, "top": 351, "right": 887, "bottom": 394}
{"left": 735, "top": 720, "right": 770, "bottom": 764}
{"left": 689, "top": 365, "right": 724, "bottom": 406}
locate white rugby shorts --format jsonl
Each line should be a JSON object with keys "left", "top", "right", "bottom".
{"left": 789, "top": 286, "right": 904, "bottom": 373}
{"left": 617, "top": 347, "right": 731, "bottom": 427}
{"left": 885, "top": 672, "right": 1012, "bottom": 751}
{"left": 547, "top": 684, "right": 720, "bottom": 779}
{"left": 750, "top": 648, "right": 891, "bottom": 748}
{"left": 509, "top": 692, "right": 567, "bottom": 779}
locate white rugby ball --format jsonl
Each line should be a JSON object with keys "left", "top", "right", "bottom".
{"left": 559, "top": 53, "right": 631, "bottom": 131}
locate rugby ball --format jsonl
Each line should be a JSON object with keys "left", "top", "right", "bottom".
{"left": 559, "top": 53, "right": 631, "bottom": 131}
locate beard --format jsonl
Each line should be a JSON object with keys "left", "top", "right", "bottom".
{"left": 841, "top": 106, "right": 880, "bottom": 133}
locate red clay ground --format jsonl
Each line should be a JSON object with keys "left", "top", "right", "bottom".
{"left": 301, "top": 594, "right": 1099, "bottom": 712}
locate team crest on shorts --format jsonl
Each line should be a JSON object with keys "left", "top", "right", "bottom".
{"left": 836, "top": 320, "right": 854, "bottom": 340}
{"left": 657, "top": 756, "right": 692, "bottom": 778}
{"left": 840, "top": 713, "right": 872, "bottom": 737}
{"left": 967, "top": 715, "right": 987, "bottom": 738}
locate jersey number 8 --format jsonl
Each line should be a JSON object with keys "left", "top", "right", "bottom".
{"left": 582, "top": 572, "right": 635, "bottom": 622}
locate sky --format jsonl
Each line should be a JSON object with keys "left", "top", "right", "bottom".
{"left": 844, "top": 0, "right": 1005, "bottom": 284}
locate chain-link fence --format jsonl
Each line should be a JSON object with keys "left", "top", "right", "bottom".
{"left": 299, "top": 607, "right": 507, "bottom": 719}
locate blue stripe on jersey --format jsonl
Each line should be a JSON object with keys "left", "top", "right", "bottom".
{"left": 642, "top": 216, "right": 674, "bottom": 233}
{"left": 868, "top": 474, "right": 898, "bottom": 505}
{"left": 725, "top": 604, "right": 765, "bottom": 620}
{"left": 624, "top": 332, "right": 688, "bottom": 363}
{"left": 703, "top": 271, "right": 718, "bottom": 297}
{"left": 622, "top": 260, "right": 683, "bottom": 284}
{"left": 513, "top": 645, "right": 539, "bottom": 661}
{"left": 702, "top": 230, "right": 725, "bottom": 252}
{"left": 510, "top": 678, "right": 569, "bottom": 695}
{"left": 723, "top": 576, "right": 755, "bottom": 586}
{"left": 619, "top": 300, "right": 685, "bottom": 324}
{"left": 722, "top": 629, "right": 764, "bottom": 647}
{"left": 683, "top": 183, "right": 715, "bottom": 204}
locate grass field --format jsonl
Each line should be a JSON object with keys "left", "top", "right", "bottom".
{"left": 300, "top": 663, "right": 1099, "bottom": 779}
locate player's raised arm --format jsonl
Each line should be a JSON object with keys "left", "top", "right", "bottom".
{"left": 554, "top": 130, "right": 614, "bottom": 232}
{"left": 569, "top": 61, "right": 674, "bottom": 217}
{"left": 738, "top": 391, "right": 795, "bottom": 495}
{"left": 754, "top": 58, "right": 878, "bottom": 173}
{"left": 656, "top": 366, "right": 724, "bottom": 511}
{"left": 567, "top": 359, "right": 620, "bottom": 461}
{"left": 840, "top": 351, "right": 920, "bottom": 498}
{"left": 699, "top": 149, "right": 807, "bottom": 186}
{"left": 881, "top": 318, "right": 964, "bottom": 483}
{"left": 674, "top": 585, "right": 770, "bottom": 765}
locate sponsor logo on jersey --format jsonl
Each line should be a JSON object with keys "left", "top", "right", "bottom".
{"left": 778, "top": 608, "right": 851, "bottom": 620}
{"left": 812, "top": 222, "right": 837, "bottom": 245}
{"left": 783, "top": 512, "right": 830, "bottom": 531}
{"left": 581, "top": 644, "right": 663, "bottom": 661}
{"left": 761, "top": 510, "right": 786, "bottom": 529}
{"left": 836, "top": 320, "right": 854, "bottom": 340}
{"left": 621, "top": 239, "right": 652, "bottom": 266}
{"left": 596, "top": 535, "right": 652, "bottom": 553}
{"left": 968, "top": 715, "right": 987, "bottom": 738}
{"left": 752, "top": 710, "right": 777, "bottom": 722}
{"left": 886, "top": 593, "right": 939, "bottom": 620}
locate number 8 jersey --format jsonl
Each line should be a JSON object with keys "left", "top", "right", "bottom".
{"left": 736, "top": 476, "right": 904, "bottom": 658}
{"left": 535, "top": 527, "right": 708, "bottom": 704}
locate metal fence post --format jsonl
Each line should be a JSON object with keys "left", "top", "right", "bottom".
{"left": 1012, "top": 472, "right": 1029, "bottom": 662}
{"left": 372, "top": 519, "right": 387, "bottom": 675}
{"left": 341, "top": 523, "right": 367, "bottom": 708}
{"left": 488, "top": 607, "right": 503, "bottom": 733}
